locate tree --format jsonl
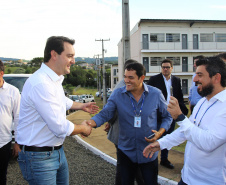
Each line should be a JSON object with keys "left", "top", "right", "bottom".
{"left": 7, "top": 68, "right": 11, "bottom": 74}
{"left": 14, "top": 68, "right": 25, "bottom": 74}
{"left": 85, "top": 70, "right": 97, "bottom": 87}
{"left": 30, "top": 57, "right": 43, "bottom": 67}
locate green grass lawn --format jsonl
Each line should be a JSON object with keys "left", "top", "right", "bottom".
{"left": 73, "top": 87, "right": 98, "bottom": 97}
{"left": 72, "top": 87, "right": 103, "bottom": 114}
{"left": 73, "top": 87, "right": 187, "bottom": 153}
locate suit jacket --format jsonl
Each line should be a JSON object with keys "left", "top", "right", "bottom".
{"left": 147, "top": 73, "right": 188, "bottom": 116}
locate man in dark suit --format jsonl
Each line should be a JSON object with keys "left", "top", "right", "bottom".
{"left": 147, "top": 59, "right": 188, "bottom": 169}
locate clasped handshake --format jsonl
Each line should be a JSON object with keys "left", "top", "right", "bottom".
{"left": 78, "top": 102, "right": 99, "bottom": 137}
{"left": 79, "top": 119, "right": 96, "bottom": 137}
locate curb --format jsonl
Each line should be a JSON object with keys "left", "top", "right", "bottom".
{"left": 73, "top": 135, "right": 178, "bottom": 185}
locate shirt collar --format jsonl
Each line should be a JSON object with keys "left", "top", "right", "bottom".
{"left": 1, "top": 80, "right": 9, "bottom": 89}
{"left": 210, "top": 89, "right": 226, "bottom": 102}
{"left": 121, "top": 82, "right": 149, "bottom": 94}
{"left": 162, "top": 74, "right": 171, "bottom": 81}
{"left": 41, "top": 63, "right": 64, "bottom": 83}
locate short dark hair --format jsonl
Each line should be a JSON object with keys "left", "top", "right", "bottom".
{"left": 196, "top": 56, "right": 226, "bottom": 87}
{"left": 216, "top": 52, "right": 226, "bottom": 60}
{"left": 44, "top": 36, "right": 75, "bottom": 63}
{"left": 194, "top": 55, "right": 205, "bottom": 62}
{"left": 124, "top": 59, "right": 137, "bottom": 70}
{"left": 161, "top": 59, "right": 173, "bottom": 67}
{"left": 0, "top": 60, "right": 4, "bottom": 72}
{"left": 125, "top": 62, "right": 146, "bottom": 78}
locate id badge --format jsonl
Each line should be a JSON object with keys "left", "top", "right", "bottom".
{"left": 134, "top": 116, "right": 141, "bottom": 128}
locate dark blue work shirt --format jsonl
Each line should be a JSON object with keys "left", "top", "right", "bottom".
{"left": 92, "top": 83, "right": 172, "bottom": 163}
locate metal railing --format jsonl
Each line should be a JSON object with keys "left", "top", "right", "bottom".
{"left": 141, "top": 41, "right": 226, "bottom": 50}
{"left": 145, "top": 64, "right": 195, "bottom": 73}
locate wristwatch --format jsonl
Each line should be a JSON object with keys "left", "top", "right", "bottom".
{"left": 175, "top": 114, "right": 185, "bottom": 122}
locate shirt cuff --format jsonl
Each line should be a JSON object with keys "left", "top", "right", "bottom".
{"left": 158, "top": 138, "right": 170, "bottom": 150}
{"left": 66, "top": 121, "right": 75, "bottom": 136}
{"left": 177, "top": 117, "right": 194, "bottom": 132}
{"left": 66, "top": 98, "right": 73, "bottom": 110}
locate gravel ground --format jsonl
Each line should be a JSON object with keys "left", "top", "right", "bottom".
{"left": 7, "top": 136, "right": 116, "bottom": 185}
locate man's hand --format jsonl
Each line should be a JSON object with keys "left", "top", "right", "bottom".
{"left": 12, "top": 143, "right": 21, "bottom": 157}
{"left": 82, "top": 102, "right": 99, "bottom": 114}
{"left": 144, "top": 128, "right": 165, "bottom": 143}
{"left": 87, "top": 119, "right": 97, "bottom": 128}
{"left": 80, "top": 120, "right": 92, "bottom": 137}
{"left": 143, "top": 141, "right": 160, "bottom": 158}
{"left": 104, "top": 123, "right": 111, "bottom": 133}
{"left": 167, "top": 96, "right": 183, "bottom": 120}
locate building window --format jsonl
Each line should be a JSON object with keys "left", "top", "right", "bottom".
{"left": 166, "top": 57, "right": 180, "bottom": 66}
{"left": 114, "top": 69, "right": 117, "bottom": 76}
{"left": 215, "top": 33, "right": 226, "bottom": 42}
{"left": 200, "top": 33, "right": 213, "bottom": 42}
{"left": 182, "top": 79, "right": 188, "bottom": 95}
{"left": 150, "top": 57, "right": 164, "bottom": 66}
{"left": 166, "top": 33, "right": 180, "bottom": 42}
{"left": 114, "top": 78, "right": 117, "bottom": 84}
{"left": 150, "top": 33, "right": 164, "bottom": 42}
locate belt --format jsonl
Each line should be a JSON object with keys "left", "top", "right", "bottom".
{"left": 20, "top": 145, "right": 62, "bottom": 152}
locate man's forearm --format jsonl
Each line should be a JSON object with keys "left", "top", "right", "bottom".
{"left": 70, "top": 124, "right": 89, "bottom": 136}
{"left": 70, "top": 101, "right": 84, "bottom": 110}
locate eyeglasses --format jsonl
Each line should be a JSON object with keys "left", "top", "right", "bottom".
{"left": 161, "top": 66, "right": 171, "bottom": 69}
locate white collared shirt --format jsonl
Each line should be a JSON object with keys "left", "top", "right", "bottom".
{"left": 162, "top": 74, "right": 172, "bottom": 104}
{"left": 0, "top": 81, "right": 20, "bottom": 147}
{"left": 158, "top": 89, "right": 226, "bottom": 185}
{"left": 17, "top": 63, "right": 74, "bottom": 147}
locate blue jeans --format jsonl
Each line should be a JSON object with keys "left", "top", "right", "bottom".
{"left": 18, "top": 146, "right": 69, "bottom": 185}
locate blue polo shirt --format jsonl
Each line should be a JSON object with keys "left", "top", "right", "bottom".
{"left": 91, "top": 83, "right": 172, "bottom": 164}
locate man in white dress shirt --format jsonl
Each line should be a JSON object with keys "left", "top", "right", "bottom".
{"left": 0, "top": 60, "right": 21, "bottom": 185}
{"left": 143, "top": 56, "right": 226, "bottom": 185}
{"left": 17, "top": 36, "right": 98, "bottom": 185}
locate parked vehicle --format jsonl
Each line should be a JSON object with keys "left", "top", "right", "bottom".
{"left": 95, "top": 91, "right": 100, "bottom": 97}
{"left": 80, "top": 94, "right": 95, "bottom": 103}
{"left": 107, "top": 90, "right": 112, "bottom": 99}
{"left": 69, "top": 95, "right": 80, "bottom": 102}
{"left": 3, "top": 74, "right": 31, "bottom": 93}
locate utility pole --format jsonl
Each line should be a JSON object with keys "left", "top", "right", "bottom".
{"left": 95, "top": 38, "right": 110, "bottom": 105}
{"left": 94, "top": 54, "right": 102, "bottom": 96}
{"left": 120, "top": 0, "right": 131, "bottom": 81}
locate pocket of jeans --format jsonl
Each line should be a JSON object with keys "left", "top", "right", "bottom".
{"left": 30, "top": 151, "right": 53, "bottom": 161}
{"left": 30, "top": 151, "right": 57, "bottom": 173}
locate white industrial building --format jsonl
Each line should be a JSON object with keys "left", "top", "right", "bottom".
{"left": 113, "top": 19, "right": 226, "bottom": 97}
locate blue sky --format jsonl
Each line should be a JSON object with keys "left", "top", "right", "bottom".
{"left": 0, "top": 0, "right": 226, "bottom": 60}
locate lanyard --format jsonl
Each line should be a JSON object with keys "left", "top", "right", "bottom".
{"left": 194, "top": 99, "right": 218, "bottom": 127}
{"left": 129, "top": 92, "right": 145, "bottom": 117}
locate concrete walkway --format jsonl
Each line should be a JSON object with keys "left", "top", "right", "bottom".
{"left": 67, "top": 110, "right": 184, "bottom": 185}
